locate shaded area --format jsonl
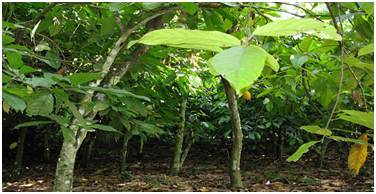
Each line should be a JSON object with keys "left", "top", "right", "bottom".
{"left": 2, "top": 140, "right": 374, "bottom": 192}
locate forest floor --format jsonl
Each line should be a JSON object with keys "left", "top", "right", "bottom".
{"left": 2, "top": 140, "right": 374, "bottom": 192}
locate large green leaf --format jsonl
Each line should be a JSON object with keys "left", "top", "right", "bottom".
{"left": 109, "top": 2, "right": 128, "bottom": 11}
{"left": 14, "top": 121, "right": 54, "bottom": 129}
{"left": 137, "top": 29, "right": 240, "bottom": 52}
{"left": 44, "top": 51, "right": 61, "bottom": 69}
{"left": 211, "top": 46, "right": 266, "bottom": 94}
{"left": 286, "top": 141, "right": 320, "bottom": 162}
{"left": 6, "top": 52, "right": 23, "bottom": 69}
{"left": 61, "top": 98, "right": 87, "bottom": 128}
{"left": 24, "top": 91, "right": 54, "bottom": 116}
{"left": 337, "top": 110, "right": 374, "bottom": 129}
{"left": 101, "top": 15, "right": 115, "bottom": 36}
{"left": 2, "top": 91, "right": 26, "bottom": 112}
{"left": 253, "top": 18, "right": 341, "bottom": 40}
{"left": 358, "top": 43, "right": 374, "bottom": 56}
{"left": 69, "top": 73, "right": 103, "bottom": 86}
{"left": 179, "top": 2, "right": 199, "bottom": 15}
{"left": 300, "top": 125, "right": 332, "bottom": 136}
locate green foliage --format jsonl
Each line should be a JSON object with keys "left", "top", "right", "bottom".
{"left": 136, "top": 29, "right": 240, "bottom": 52}
{"left": 337, "top": 110, "right": 374, "bottom": 129}
{"left": 211, "top": 46, "right": 267, "bottom": 94}
{"left": 286, "top": 141, "right": 319, "bottom": 162}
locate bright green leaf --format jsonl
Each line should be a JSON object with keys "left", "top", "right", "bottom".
{"left": 253, "top": 18, "right": 340, "bottom": 40}
{"left": 6, "top": 52, "right": 23, "bottom": 69}
{"left": 35, "top": 42, "right": 51, "bottom": 52}
{"left": 329, "top": 136, "right": 373, "bottom": 147}
{"left": 300, "top": 125, "right": 332, "bottom": 136}
{"left": 211, "top": 46, "right": 266, "bottom": 94}
{"left": 338, "top": 110, "right": 374, "bottom": 129}
{"left": 286, "top": 141, "right": 319, "bottom": 162}
{"left": 109, "top": 2, "right": 128, "bottom": 11}
{"left": 78, "top": 86, "right": 150, "bottom": 101}
{"left": 2, "top": 73, "right": 12, "bottom": 83}
{"left": 179, "top": 2, "right": 199, "bottom": 15}
{"left": 9, "top": 142, "right": 17, "bottom": 150}
{"left": 3, "top": 34, "right": 15, "bottom": 45}
{"left": 358, "top": 43, "right": 374, "bottom": 56}
{"left": 19, "top": 65, "right": 39, "bottom": 74}
{"left": 138, "top": 29, "right": 240, "bottom": 52}
{"left": 264, "top": 52, "right": 279, "bottom": 72}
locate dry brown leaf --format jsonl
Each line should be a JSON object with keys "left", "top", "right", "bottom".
{"left": 348, "top": 133, "right": 368, "bottom": 175}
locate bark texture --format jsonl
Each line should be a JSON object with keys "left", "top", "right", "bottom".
{"left": 169, "top": 97, "right": 187, "bottom": 176}
{"left": 11, "top": 128, "right": 27, "bottom": 181}
{"left": 223, "top": 78, "right": 244, "bottom": 188}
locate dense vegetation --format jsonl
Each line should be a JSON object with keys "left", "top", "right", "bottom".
{"left": 2, "top": 2, "right": 374, "bottom": 192}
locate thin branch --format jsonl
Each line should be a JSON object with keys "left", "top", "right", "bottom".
{"left": 114, "top": 12, "right": 126, "bottom": 34}
{"left": 274, "top": 2, "right": 324, "bottom": 22}
{"left": 325, "top": 2, "right": 345, "bottom": 130}
{"left": 301, "top": 70, "right": 327, "bottom": 118}
{"left": 325, "top": 3, "right": 340, "bottom": 34}
{"left": 345, "top": 63, "right": 368, "bottom": 111}
{"left": 29, "top": 2, "right": 59, "bottom": 26}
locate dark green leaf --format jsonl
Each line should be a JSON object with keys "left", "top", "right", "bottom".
{"left": 2, "top": 73, "right": 12, "bottom": 83}
{"left": 91, "top": 124, "right": 124, "bottom": 134}
{"left": 61, "top": 126, "right": 75, "bottom": 142}
{"left": 69, "top": 73, "right": 103, "bottom": 86}
{"left": 179, "top": 2, "right": 199, "bottom": 15}
{"left": 101, "top": 15, "right": 115, "bottom": 36}
{"left": 2, "top": 91, "right": 26, "bottom": 111}
{"left": 24, "top": 91, "right": 54, "bottom": 116}
{"left": 6, "top": 52, "right": 23, "bottom": 69}
{"left": 19, "top": 65, "right": 39, "bottom": 74}
{"left": 44, "top": 51, "right": 61, "bottom": 69}
{"left": 14, "top": 121, "right": 54, "bottom": 129}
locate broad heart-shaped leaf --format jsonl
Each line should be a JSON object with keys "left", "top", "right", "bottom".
{"left": 286, "top": 141, "right": 319, "bottom": 162}
{"left": 211, "top": 46, "right": 266, "bottom": 94}
{"left": 253, "top": 18, "right": 341, "bottom": 40}
{"left": 337, "top": 110, "right": 374, "bottom": 129}
{"left": 348, "top": 133, "right": 368, "bottom": 175}
{"left": 137, "top": 29, "right": 240, "bottom": 52}
{"left": 300, "top": 125, "right": 332, "bottom": 136}
{"left": 2, "top": 91, "right": 26, "bottom": 112}
{"left": 69, "top": 73, "right": 103, "bottom": 86}
{"left": 24, "top": 91, "right": 54, "bottom": 116}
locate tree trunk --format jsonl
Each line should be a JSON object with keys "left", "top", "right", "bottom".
{"left": 315, "top": 138, "right": 331, "bottom": 168}
{"left": 223, "top": 78, "right": 244, "bottom": 189}
{"left": 119, "top": 135, "right": 131, "bottom": 175}
{"left": 11, "top": 128, "right": 27, "bottom": 181}
{"left": 82, "top": 131, "right": 96, "bottom": 168}
{"left": 43, "top": 131, "right": 51, "bottom": 162}
{"left": 180, "top": 129, "right": 195, "bottom": 168}
{"left": 53, "top": 126, "right": 87, "bottom": 192}
{"left": 169, "top": 97, "right": 187, "bottom": 176}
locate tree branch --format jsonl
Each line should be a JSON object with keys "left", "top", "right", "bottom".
{"left": 30, "top": 2, "right": 59, "bottom": 26}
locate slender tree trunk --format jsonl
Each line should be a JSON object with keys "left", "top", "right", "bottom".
{"left": 54, "top": 125, "right": 87, "bottom": 192}
{"left": 315, "top": 138, "right": 331, "bottom": 168}
{"left": 119, "top": 135, "right": 131, "bottom": 175}
{"left": 169, "top": 97, "right": 187, "bottom": 176}
{"left": 11, "top": 128, "right": 27, "bottom": 181}
{"left": 223, "top": 78, "right": 244, "bottom": 188}
{"left": 82, "top": 131, "right": 96, "bottom": 168}
{"left": 43, "top": 131, "right": 51, "bottom": 162}
{"left": 180, "top": 129, "right": 195, "bottom": 168}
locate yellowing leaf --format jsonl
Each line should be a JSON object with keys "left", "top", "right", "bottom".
{"left": 3, "top": 100, "right": 10, "bottom": 113}
{"left": 348, "top": 133, "right": 368, "bottom": 175}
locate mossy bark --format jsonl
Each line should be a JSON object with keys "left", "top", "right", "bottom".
{"left": 119, "top": 136, "right": 131, "bottom": 175}
{"left": 11, "top": 128, "right": 27, "bottom": 181}
{"left": 169, "top": 97, "right": 187, "bottom": 176}
{"left": 223, "top": 78, "right": 244, "bottom": 189}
